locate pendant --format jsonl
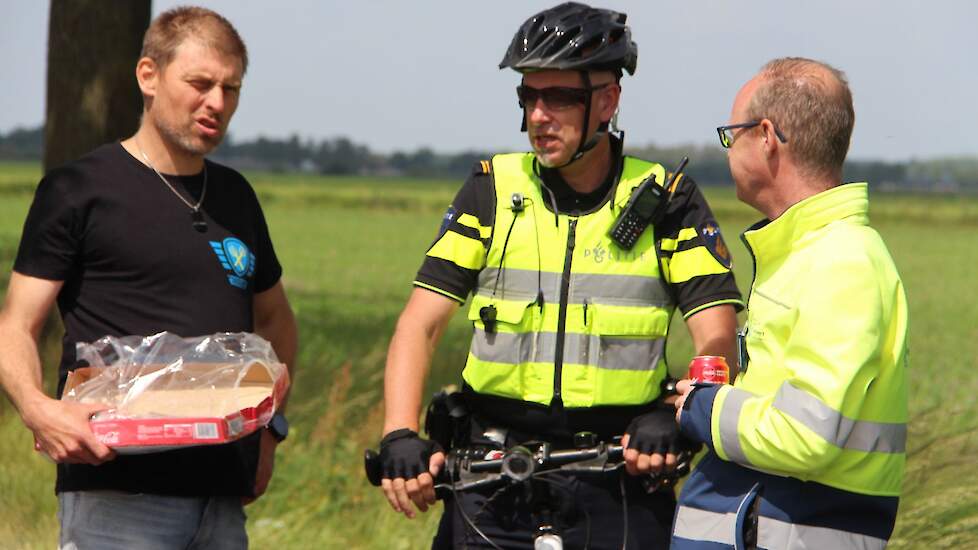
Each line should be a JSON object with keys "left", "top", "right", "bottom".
{"left": 191, "top": 210, "right": 208, "bottom": 233}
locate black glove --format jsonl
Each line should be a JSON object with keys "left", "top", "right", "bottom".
{"left": 625, "top": 406, "right": 694, "bottom": 455}
{"left": 379, "top": 428, "right": 442, "bottom": 480}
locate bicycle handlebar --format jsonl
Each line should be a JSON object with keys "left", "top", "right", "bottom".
{"left": 365, "top": 439, "right": 690, "bottom": 497}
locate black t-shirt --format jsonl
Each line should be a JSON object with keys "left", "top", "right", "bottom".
{"left": 14, "top": 143, "right": 282, "bottom": 496}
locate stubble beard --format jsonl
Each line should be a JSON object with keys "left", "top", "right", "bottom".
{"left": 535, "top": 153, "right": 557, "bottom": 168}
{"left": 531, "top": 139, "right": 567, "bottom": 169}
{"left": 530, "top": 126, "right": 576, "bottom": 169}
{"left": 153, "top": 112, "right": 222, "bottom": 158}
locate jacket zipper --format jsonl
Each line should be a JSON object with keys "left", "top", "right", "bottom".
{"left": 553, "top": 218, "right": 577, "bottom": 404}
{"left": 738, "top": 233, "right": 759, "bottom": 374}
{"left": 739, "top": 232, "right": 758, "bottom": 310}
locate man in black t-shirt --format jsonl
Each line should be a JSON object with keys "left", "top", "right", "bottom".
{"left": 377, "top": 3, "right": 742, "bottom": 549}
{"left": 0, "top": 7, "right": 296, "bottom": 549}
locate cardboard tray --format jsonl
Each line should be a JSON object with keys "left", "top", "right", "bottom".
{"left": 64, "top": 361, "right": 289, "bottom": 454}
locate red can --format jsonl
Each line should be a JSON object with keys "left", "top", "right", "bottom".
{"left": 688, "top": 356, "right": 730, "bottom": 385}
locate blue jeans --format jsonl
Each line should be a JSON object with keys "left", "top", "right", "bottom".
{"left": 58, "top": 491, "right": 248, "bottom": 550}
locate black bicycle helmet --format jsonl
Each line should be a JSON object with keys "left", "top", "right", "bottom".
{"left": 499, "top": 2, "right": 637, "bottom": 76}
{"left": 500, "top": 3, "right": 638, "bottom": 169}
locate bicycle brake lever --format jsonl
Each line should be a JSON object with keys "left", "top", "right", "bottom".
{"left": 556, "top": 449, "right": 620, "bottom": 473}
{"left": 638, "top": 452, "right": 695, "bottom": 493}
{"left": 435, "top": 473, "right": 508, "bottom": 499}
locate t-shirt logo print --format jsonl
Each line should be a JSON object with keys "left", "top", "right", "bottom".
{"left": 209, "top": 237, "right": 256, "bottom": 289}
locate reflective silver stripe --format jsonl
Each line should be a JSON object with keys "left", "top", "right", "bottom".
{"left": 476, "top": 267, "right": 551, "bottom": 301}
{"left": 572, "top": 272, "right": 671, "bottom": 306}
{"left": 757, "top": 515, "right": 887, "bottom": 550}
{"left": 476, "top": 267, "right": 669, "bottom": 306}
{"left": 674, "top": 506, "right": 887, "bottom": 550}
{"left": 601, "top": 335, "right": 666, "bottom": 371}
{"left": 718, "top": 387, "right": 754, "bottom": 465}
{"left": 673, "top": 505, "right": 735, "bottom": 545}
{"left": 470, "top": 329, "right": 664, "bottom": 371}
{"left": 773, "top": 382, "right": 907, "bottom": 453}
{"left": 470, "top": 331, "right": 552, "bottom": 366}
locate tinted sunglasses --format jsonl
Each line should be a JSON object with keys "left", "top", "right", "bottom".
{"left": 516, "top": 83, "right": 610, "bottom": 111}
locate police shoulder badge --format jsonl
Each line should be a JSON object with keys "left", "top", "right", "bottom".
{"left": 697, "top": 221, "right": 733, "bottom": 269}
{"left": 437, "top": 206, "right": 457, "bottom": 238}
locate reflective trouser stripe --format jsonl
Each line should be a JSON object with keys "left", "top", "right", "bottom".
{"left": 476, "top": 267, "right": 671, "bottom": 306}
{"left": 718, "top": 383, "right": 907, "bottom": 463}
{"left": 470, "top": 329, "right": 665, "bottom": 371}
{"left": 673, "top": 505, "right": 736, "bottom": 546}
{"left": 674, "top": 506, "right": 887, "bottom": 549}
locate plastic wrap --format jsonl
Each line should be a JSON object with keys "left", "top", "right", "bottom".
{"left": 63, "top": 332, "right": 290, "bottom": 453}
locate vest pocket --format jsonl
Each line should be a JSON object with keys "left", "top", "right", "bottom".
{"left": 580, "top": 303, "right": 667, "bottom": 374}
{"left": 466, "top": 295, "right": 544, "bottom": 395}
{"left": 588, "top": 303, "right": 669, "bottom": 337}
{"left": 467, "top": 294, "right": 540, "bottom": 332}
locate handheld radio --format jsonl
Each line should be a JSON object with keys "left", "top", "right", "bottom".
{"left": 608, "top": 156, "right": 689, "bottom": 250}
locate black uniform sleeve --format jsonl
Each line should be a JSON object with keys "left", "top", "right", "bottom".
{"left": 13, "top": 167, "right": 84, "bottom": 281}
{"left": 655, "top": 176, "right": 744, "bottom": 318}
{"left": 413, "top": 162, "right": 496, "bottom": 303}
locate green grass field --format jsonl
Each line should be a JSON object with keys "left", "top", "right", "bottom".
{"left": 0, "top": 160, "right": 975, "bottom": 549}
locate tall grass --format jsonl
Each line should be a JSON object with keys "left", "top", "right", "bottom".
{"left": 0, "top": 162, "right": 975, "bottom": 548}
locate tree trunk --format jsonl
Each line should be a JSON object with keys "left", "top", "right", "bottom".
{"left": 43, "top": 0, "right": 151, "bottom": 172}
{"left": 40, "top": 1, "right": 151, "bottom": 384}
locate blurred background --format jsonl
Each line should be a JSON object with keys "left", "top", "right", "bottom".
{"left": 0, "top": 1, "right": 976, "bottom": 548}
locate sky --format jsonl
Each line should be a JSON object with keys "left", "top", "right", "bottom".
{"left": 2, "top": 1, "right": 976, "bottom": 162}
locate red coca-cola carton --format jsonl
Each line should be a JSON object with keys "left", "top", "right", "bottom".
{"left": 63, "top": 332, "right": 289, "bottom": 454}
{"left": 688, "top": 356, "right": 729, "bottom": 385}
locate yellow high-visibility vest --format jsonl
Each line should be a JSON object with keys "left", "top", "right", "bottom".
{"left": 462, "top": 153, "right": 694, "bottom": 407}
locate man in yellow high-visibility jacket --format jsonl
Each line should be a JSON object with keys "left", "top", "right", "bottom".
{"left": 672, "top": 58, "right": 909, "bottom": 549}
{"left": 375, "top": 3, "right": 744, "bottom": 548}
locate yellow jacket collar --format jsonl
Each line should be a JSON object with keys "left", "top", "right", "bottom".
{"left": 743, "top": 182, "right": 870, "bottom": 263}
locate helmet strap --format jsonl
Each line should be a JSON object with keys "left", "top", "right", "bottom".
{"left": 553, "top": 71, "right": 604, "bottom": 169}
{"left": 610, "top": 108, "right": 621, "bottom": 134}
{"left": 577, "top": 71, "right": 594, "bottom": 154}
{"left": 610, "top": 108, "right": 625, "bottom": 145}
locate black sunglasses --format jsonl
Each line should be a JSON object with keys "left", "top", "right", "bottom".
{"left": 717, "top": 120, "right": 788, "bottom": 148}
{"left": 516, "top": 83, "right": 611, "bottom": 111}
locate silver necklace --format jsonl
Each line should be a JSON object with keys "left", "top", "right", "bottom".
{"left": 136, "top": 142, "right": 209, "bottom": 233}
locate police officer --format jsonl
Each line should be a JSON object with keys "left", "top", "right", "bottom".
{"left": 672, "top": 58, "right": 909, "bottom": 549}
{"left": 379, "top": 3, "right": 742, "bottom": 548}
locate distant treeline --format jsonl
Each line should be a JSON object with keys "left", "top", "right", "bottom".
{"left": 2, "top": 125, "right": 975, "bottom": 191}
{"left": 0, "top": 127, "right": 43, "bottom": 162}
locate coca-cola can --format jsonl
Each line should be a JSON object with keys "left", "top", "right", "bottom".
{"left": 688, "top": 356, "right": 729, "bottom": 385}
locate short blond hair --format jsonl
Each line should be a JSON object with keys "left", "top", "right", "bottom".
{"left": 749, "top": 57, "right": 853, "bottom": 178}
{"left": 141, "top": 6, "right": 248, "bottom": 74}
